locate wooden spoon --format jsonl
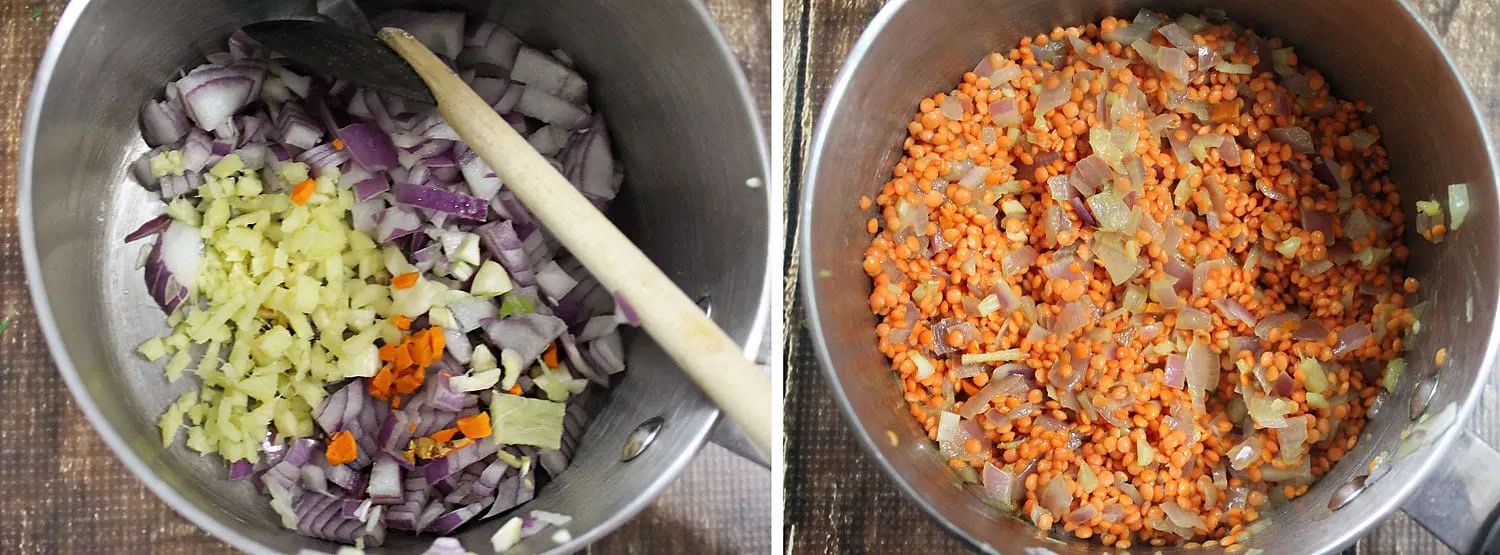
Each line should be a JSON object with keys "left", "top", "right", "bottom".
{"left": 377, "top": 28, "right": 772, "bottom": 456}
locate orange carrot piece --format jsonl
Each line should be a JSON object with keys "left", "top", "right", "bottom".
{"left": 427, "top": 328, "right": 445, "bottom": 359}
{"left": 508, "top": 384, "right": 523, "bottom": 395}
{"left": 290, "top": 179, "right": 316, "bottom": 205}
{"left": 456, "top": 412, "right": 492, "bottom": 439}
{"left": 393, "top": 346, "right": 413, "bottom": 371}
{"left": 326, "top": 431, "right": 357, "bottom": 465}
{"left": 542, "top": 342, "right": 559, "bottom": 368}
{"left": 392, "top": 315, "right": 411, "bottom": 330}
{"left": 392, "top": 272, "right": 419, "bottom": 289}
{"left": 379, "top": 344, "right": 399, "bottom": 362}
{"left": 369, "top": 366, "right": 395, "bottom": 400}
{"left": 332, "top": 138, "right": 345, "bottom": 151}
{"left": 430, "top": 427, "right": 460, "bottom": 443}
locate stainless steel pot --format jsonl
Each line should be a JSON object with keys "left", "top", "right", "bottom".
{"left": 801, "top": 1, "right": 1500, "bottom": 553}
{"left": 21, "top": 0, "right": 772, "bottom": 553}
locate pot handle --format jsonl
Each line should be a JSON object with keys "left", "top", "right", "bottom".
{"left": 1400, "top": 430, "right": 1500, "bottom": 553}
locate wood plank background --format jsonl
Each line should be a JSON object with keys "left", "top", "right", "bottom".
{"left": 0, "top": 0, "right": 769, "bottom": 553}
{"left": 782, "top": 0, "right": 1500, "bottom": 554}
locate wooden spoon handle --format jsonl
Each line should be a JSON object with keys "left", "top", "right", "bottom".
{"left": 379, "top": 28, "right": 772, "bottom": 456}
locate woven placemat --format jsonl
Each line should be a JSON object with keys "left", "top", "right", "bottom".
{"left": 0, "top": 1, "right": 769, "bottom": 553}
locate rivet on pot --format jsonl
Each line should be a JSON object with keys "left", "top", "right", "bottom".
{"left": 622, "top": 416, "right": 664, "bottom": 462}
{"left": 697, "top": 295, "right": 713, "bottom": 318}
{"left": 1410, "top": 375, "right": 1439, "bottom": 420}
{"left": 1328, "top": 474, "right": 1369, "bottom": 510}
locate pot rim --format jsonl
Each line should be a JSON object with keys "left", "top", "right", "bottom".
{"left": 798, "top": 1, "right": 1500, "bottom": 553}
{"left": 19, "top": 0, "right": 772, "bottom": 552}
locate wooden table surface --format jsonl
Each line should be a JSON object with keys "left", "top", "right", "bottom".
{"left": 782, "top": 1, "right": 1500, "bottom": 553}
{"left": 0, "top": 1, "right": 769, "bottom": 553}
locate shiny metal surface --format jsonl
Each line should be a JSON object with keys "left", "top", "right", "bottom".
{"left": 20, "top": 0, "right": 771, "bottom": 553}
{"left": 800, "top": 1, "right": 1500, "bottom": 554}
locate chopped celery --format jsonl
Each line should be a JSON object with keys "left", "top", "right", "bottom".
{"left": 489, "top": 393, "right": 566, "bottom": 450}
{"left": 137, "top": 337, "right": 168, "bottom": 361}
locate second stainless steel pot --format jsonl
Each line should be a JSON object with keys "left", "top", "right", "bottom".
{"left": 801, "top": 1, "right": 1500, "bottom": 553}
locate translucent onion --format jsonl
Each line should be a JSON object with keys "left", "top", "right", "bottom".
{"left": 988, "top": 97, "right": 1022, "bottom": 127}
{"left": 1071, "top": 154, "right": 1111, "bottom": 194}
{"left": 1158, "top": 23, "right": 1197, "bottom": 50}
{"left": 1001, "top": 245, "right": 1040, "bottom": 275}
{"left": 940, "top": 96, "right": 964, "bottom": 120}
{"left": 1246, "top": 395, "right": 1294, "bottom": 428}
{"left": 1254, "top": 312, "right": 1300, "bottom": 340}
{"left": 911, "top": 352, "right": 935, "bottom": 380}
{"left": 1164, "top": 354, "right": 1187, "bottom": 389}
{"left": 1148, "top": 113, "right": 1181, "bottom": 137}
{"left": 1332, "top": 324, "right": 1371, "bottom": 356}
{"left": 1053, "top": 301, "right": 1091, "bottom": 338}
{"left": 1293, "top": 319, "right": 1329, "bottom": 342}
{"left": 1185, "top": 338, "right": 1218, "bottom": 393}
{"left": 980, "top": 462, "right": 1022, "bottom": 508}
{"left": 1092, "top": 234, "right": 1139, "bottom": 285}
{"left": 959, "top": 375, "right": 1028, "bottom": 419}
{"left": 1450, "top": 183, "right": 1471, "bottom": 230}
{"left": 1228, "top": 436, "right": 1262, "bottom": 470}
{"left": 1034, "top": 83, "right": 1070, "bottom": 119}
{"left": 1078, "top": 464, "right": 1100, "bottom": 493}
{"left": 1047, "top": 174, "right": 1071, "bottom": 201}
{"left": 976, "top": 294, "right": 1001, "bottom": 317}
{"left": 1189, "top": 133, "right": 1222, "bottom": 162}
{"left": 1161, "top": 502, "right": 1206, "bottom": 531}
{"left": 1268, "top": 126, "right": 1316, "bottom": 154}
{"left": 1039, "top": 476, "right": 1072, "bottom": 515}
{"left": 1278, "top": 415, "right": 1308, "bottom": 463}
{"left": 1177, "top": 307, "right": 1213, "bottom": 330}
{"left": 1212, "top": 297, "right": 1258, "bottom": 328}
{"left": 1156, "top": 46, "right": 1191, "bottom": 82}
{"left": 1193, "top": 259, "right": 1228, "bottom": 297}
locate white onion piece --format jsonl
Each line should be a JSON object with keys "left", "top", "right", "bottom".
{"left": 1450, "top": 183, "right": 1470, "bottom": 230}
{"left": 1278, "top": 415, "right": 1309, "bottom": 463}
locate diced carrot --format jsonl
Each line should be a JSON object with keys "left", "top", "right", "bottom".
{"left": 379, "top": 344, "right": 399, "bottom": 362}
{"left": 508, "top": 384, "right": 522, "bottom": 395}
{"left": 408, "top": 338, "right": 430, "bottom": 367}
{"left": 392, "top": 272, "right": 419, "bottom": 289}
{"left": 396, "top": 345, "right": 414, "bottom": 370}
{"left": 332, "top": 138, "right": 345, "bottom": 151}
{"left": 391, "top": 396, "right": 402, "bottom": 409}
{"left": 290, "top": 179, "right": 316, "bottom": 205}
{"left": 456, "top": 412, "right": 492, "bottom": 439}
{"left": 369, "top": 366, "right": 395, "bottom": 400}
{"left": 409, "top": 423, "right": 417, "bottom": 432}
{"left": 542, "top": 342, "right": 558, "bottom": 368}
{"left": 392, "top": 315, "right": 411, "bottom": 330}
{"left": 427, "top": 328, "right": 445, "bottom": 358}
{"left": 326, "top": 430, "right": 357, "bottom": 466}
{"left": 430, "top": 427, "right": 459, "bottom": 443}
{"left": 449, "top": 438, "right": 474, "bottom": 452}
{"left": 393, "top": 347, "right": 413, "bottom": 371}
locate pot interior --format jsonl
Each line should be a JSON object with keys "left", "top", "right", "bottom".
{"left": 24, "top": 0, "right": 769, "bottom": 552}
{"left": 802, "top": 1, "right": 1498, "bottom": 553}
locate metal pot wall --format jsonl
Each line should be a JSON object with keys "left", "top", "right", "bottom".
{"left": 20, "top": 0, "right": 772, "bottom": 553}
{"left": 801, "top": 1, "right": 1500, "bottom": 553}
